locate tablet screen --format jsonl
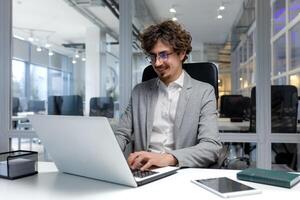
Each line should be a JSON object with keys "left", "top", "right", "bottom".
{"left": 195, "top": 177, "right": 255, "bottom": 193}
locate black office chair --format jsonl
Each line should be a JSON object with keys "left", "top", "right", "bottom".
{"left": 60, "top": 95, "right": 83, "bottom": 116}
{"left": 48, "top": 96, "right": 61, "bottom": 115}
{"left": 12, "top": 97, "right": 20, "bottom": 116}
{"left": 89, "top": 97, "right": 114, "bottom": 118}
{"left": 142, "top": 62, "right": 219, "bottom": 100}
{"left": 219, "top": 95, "right": 244, "bottom": 119}
{"left": 47, "top": 95, "right": 83, "bottom": 116}
{"left": 250, "top": 85, "right": 298, "bottom": 133}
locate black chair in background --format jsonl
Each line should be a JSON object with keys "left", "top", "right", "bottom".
{"left": 142, "top": 62, "right": 219, "bottom": 100}
{"left": 242, "top": 96, "right": 251, "bottom": 120}
{"left": 219, "top": 95, "right": 244, "bottom": 119}
{"left": 27, "top": 100, "right": 45, "bottom": 113}
{"left": 89, "top": 97, "right": 114, "bottom": 118}
{"left": 249, "top": 85, "right": 298, "bottom": 133}
{"left": 47, "top": 95, "right": 83, "bottom": 116}
{"left": 60, "top": 95, "right": 83, "bottom": 116}
{"left": 48, "top": 96, "right": 61, "bottom": 115}
{"left": 12, "top": 97, "right": 20, "bottom": 116}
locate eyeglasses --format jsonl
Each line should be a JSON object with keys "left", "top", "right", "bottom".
{"left": 146, "top": 51, "right": 174, "bottom": 64}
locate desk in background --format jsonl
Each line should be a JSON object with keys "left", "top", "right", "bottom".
{"left": 218, "top": 118, "right": 300, "bottom": 133}
{"left": 0, "top": 162, "right": 299, "bottom": 200}
{"left": 218, "top": 118, "right": 250, "bottom": 132}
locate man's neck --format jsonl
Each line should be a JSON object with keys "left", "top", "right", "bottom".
{"left": 160, "top": 69, "right": 183, "bottom": 86}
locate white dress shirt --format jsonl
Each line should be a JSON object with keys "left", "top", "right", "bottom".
{"left": 149, "top": 72, "right": 184, "bottom": 153}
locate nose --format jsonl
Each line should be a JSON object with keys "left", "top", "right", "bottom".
{"left": 153, "top": 56, "right": 163, "bottom": 66}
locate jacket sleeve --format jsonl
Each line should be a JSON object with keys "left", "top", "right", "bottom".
{"left": 114, "top": 96, "right": 133, "bottom": 151}
{"left": 169, "top": 86, "right": 222, "bottom": 168}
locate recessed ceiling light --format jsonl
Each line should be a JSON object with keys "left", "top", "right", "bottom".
{"left": 169, "top": 8, "right": 176, "bottom": 13}
{"left": 217, "top": 14, "right": 223, "bottom": 19}
{"left": 36, "top": 47, "right": 42, "bottom": 52}
{"left": 219, "top": 5, "right": 225, "bottom": 10}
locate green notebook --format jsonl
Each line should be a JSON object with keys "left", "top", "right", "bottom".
{"left": 237, "top": 168, "right": 300, "bottom": 188}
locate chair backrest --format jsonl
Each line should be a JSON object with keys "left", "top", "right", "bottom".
{"left": 48, "top": 95, "right": 83, "bottom": 116}
{"left": 250, "top": 85, "right": 298, "bottom": 133}
{"left": 27, "top": 100, "right": 45, "bottom": 113}
{"left": 219, "top": 95, "right": 244, "bottom": 118}
{"left": 89, "top": 97, "right": 114, "bottom": 118}
{"left": 60, "top": 95, "right": 83, "bottom": 116}
{"left": 48, "top": 96, "right": 61, "bottom": 115}
{"left": 142, "top": 62, "right": 219, "bottom": 100}
{"left": 12, "top": 97, "right": 20, "bottom": 116}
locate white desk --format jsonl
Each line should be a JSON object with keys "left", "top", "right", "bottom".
{"left": 0, "top": 162, "right": 299, "bottom": 200}
{"left": 218, "top": 118, "right": 250, "bottom": 132}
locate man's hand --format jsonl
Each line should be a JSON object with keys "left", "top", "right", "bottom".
{"left": 127, "top": 151, "right": 178, "bottom": 171}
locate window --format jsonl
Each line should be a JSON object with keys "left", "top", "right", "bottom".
{"left": 289, "top": 22, "right": 300, "bottom": 70}
{"left": 273, "top": 0, "right": 286, "bottom": 35}
{"left": 288, "top": 0, "right": 300, "bottom": 22}
{"left": 30, "top": 64, "right": 47, "bottom": 101}
{"left": 12, "top": 59, "right": 26, "bottom": 98}
{"left": 273, "top": 35, "right": 286, "bottom": 75}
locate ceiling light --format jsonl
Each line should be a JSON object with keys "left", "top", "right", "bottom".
{"left": 72, "top": 59, "right": 77, "bottom": 64}
{"left": 75, "top": 54, "right": 80, "bottom": 58}
{"left": 172, "top": 17, "right": 178, "bottom": 21}
{"left": 28, "top": 36, "right": 34, "bottom": 42}
{"left": 81, "top": 57, "right": 86, "bottom": 62}
{"left": 217, "top": 14, "right": 223, "bottom": 19}
{"left": 45, "top": 43, "right": 51, "bottom": 48}
{"left": 169, "top": 8, "right": 176, "bottom": 13}
{"left": 219, "top": 5, "right": 225, "bottom": 10}
{"left": 48, "top": 51, "right": 54, "bottom": 56}
{"left": 36, "top": 47, "right": 42, "bottom": 52}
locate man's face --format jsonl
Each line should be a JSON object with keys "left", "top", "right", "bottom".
{"left": 148, "top": 40, "right": 186, "bottom": 85}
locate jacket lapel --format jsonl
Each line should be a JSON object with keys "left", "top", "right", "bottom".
{"left": 146, "top": 79, "right": 159, "bottom": 148}
{"left": 174, "top": 71, "right": 193, "bottom": 130}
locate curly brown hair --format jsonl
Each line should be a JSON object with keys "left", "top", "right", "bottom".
{"left": 140, "top": 20, "right": 192, "bottom": 62}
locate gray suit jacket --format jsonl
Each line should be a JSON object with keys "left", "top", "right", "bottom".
{"left": 115, "top": 71, "right": 222, "bottom": 168}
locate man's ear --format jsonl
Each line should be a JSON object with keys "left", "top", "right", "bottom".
{"left": 179, "top": 51, "right": 186, "bottom": 61}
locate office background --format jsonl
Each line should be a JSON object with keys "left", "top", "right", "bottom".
{"left": 1, "top": 0, "right": 300, "bottom": 171}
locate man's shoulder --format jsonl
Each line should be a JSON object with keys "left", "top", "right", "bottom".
{"left": 133, "top": 78, "right": 157, "bottom": 91}
{"left": 187, "top": 75, "right": 214, "bottom": 91}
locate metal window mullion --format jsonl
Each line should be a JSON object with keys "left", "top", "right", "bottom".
{"left": 255, "top": 0, "right": 272, "bottom": 169}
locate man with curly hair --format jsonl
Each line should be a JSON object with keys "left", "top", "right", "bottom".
{"left": 115, "top": 20, "right": 221, "bottom": 170}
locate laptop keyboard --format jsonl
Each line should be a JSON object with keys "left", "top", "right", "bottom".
{"left": 131, "top": 169, "right": 158, "bottom": 178}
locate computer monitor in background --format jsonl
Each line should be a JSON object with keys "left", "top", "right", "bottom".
{"left": 12, "top": 97, "right": 20, "bottom": 116}
{"left": 220, "top": 95, "right": 244, "bottom": 118}
{"left": 60, "top": 95, "right": 83, "bottom": 116}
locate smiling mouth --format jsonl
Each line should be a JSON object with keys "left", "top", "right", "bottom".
{"left": 155, "top": 67, "right": 168, "bottom": 74}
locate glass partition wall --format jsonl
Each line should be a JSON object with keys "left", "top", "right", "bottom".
{"left": 10, "top": 0, "right": 121, "bottom": 159}
{"left": 231, "top": 0, "right": 300, "bottom": 171}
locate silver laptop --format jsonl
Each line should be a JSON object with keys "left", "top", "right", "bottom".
{"left": 28, "top": 115, "right": 178, "bottom": 187}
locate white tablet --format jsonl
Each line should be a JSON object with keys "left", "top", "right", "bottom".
{"left": 191, "top": 177, "right": 261, "bottom": 198}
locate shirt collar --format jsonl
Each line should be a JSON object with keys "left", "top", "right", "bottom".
{"left": 157, "top": 70, "right": 185, "bottom": 89}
